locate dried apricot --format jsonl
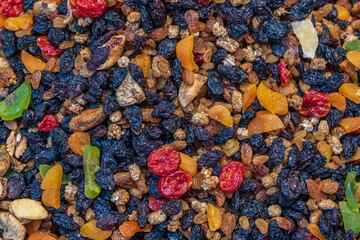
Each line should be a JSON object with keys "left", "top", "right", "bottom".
{"left": 339, "top": 83, "right": 360, "bottom": 104}
{"left": 68, "top": 132, "right": 91, "bottom": 156}
{"left": 242, "top": 84, "right": 257, "bottom": 113}
{"left": 119, "top": 221, "right": 152, "bottom": 237}
{"left": 24, "top": 219, "right": 42, "bottom": 235}
{"left": 346, "top": 51, "right": 360, "bottom": 69}
{"left": 40, "top": 164, "right": 63, "bottom": 190}
{"left": 80, "top": 220, "right": 112, "bottom": 240}
{"left": 248, "top": 110, "right": 284, "bottom": 135}
{"left": 340, "top": 117, "right": 360, "bottom": 133}
{"left": 147, "top": 148, "right": 181, "bottom": 176}
{"left": 42, "top": 187, "right": 60, "bottom": 209}
{"left": 307, "top": 223, "right": 327, "bottom": 240}
{"left": 257, "top": 82, "right": 288, "bottom": 115}
{"left": 179, "top": 152, "right": 197, "bottom": 176}
{"left": 207, "top": 203, "right": 222, "bottom": 231}
{"left": 208, "top": 105, "right": 233, "bottom": 127}
{"left": 28, "top": 233, "right": 57, "bottom": 240}
{"left": 340, "top": 60, "right": 358, "bottom": 83}
{"left": 335, "top": 5, "right": 350, "bottom": 21}
{"left": 21, "top": 50, "right": 46, "bottom": 74}
{"left": 0, "top": 15, "right": 7, "bottom": 29}
{"left": 300, "top": 90, "right": 330, "bottom": 118}
{"left": 130, "top": 53, "right": 151, "bottom": 77}
{"left": 328, "top": 92, "right": 346, "bottom": 111}
{"left": 158, "top": 169, "right": 192, "bottom": 198}
{"left": 219, "top": 161, "right": 244, "bottom": 193}
{"left": 317, "top": 141, "right": 332, "bottom": 165}
{"left": 176, "top": 35, "right": 196, "bottom": 70}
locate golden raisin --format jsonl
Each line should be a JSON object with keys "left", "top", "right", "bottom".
{"left": 306, "top": 179, "right": 323, "bottom": 203}
{"left": 207, "top": 203, "right": 222, "bottom": 231}
{"left": 340, "top": 117, "right": 360, "bottom": 133}
{"left": 307, "top": 223, "right": 327, "bottom": 240}
{"left": 21, "top": 50, "right": 46, "bottom": 74}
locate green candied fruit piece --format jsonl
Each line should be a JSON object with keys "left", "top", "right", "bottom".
{"left": 339, "top": 201, "right": 360, "bottom": 235}
{"left": 82, "top": 145, "right": 101, "bottom": 199}
{"left": 345, "top": 171, "right": 359, "bottom": 212}
{"left": 0, "top": 82, "right": 31, "bottom": 120}
{"left": 345, "top": 40, "right": 360, "bottom": 52}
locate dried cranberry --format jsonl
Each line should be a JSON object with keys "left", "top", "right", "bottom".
{"left": 38, "top": 114, "right": 59, "bottom": 132}
{"left": 147, "top": 148, "right": 181, "bottom": 176}
{"left": 219, "top": 161, "right": 245, "bottom": 193}
{"left": 149, "top": 195, "right": 166, "bottom": 212}
{"left": 194, "top": 54, "right": 204, "bottom": 65}
{"left": 71, "top": 0, "right": 107, "bottom": 18}
{"left": 158, "top": 169, "right": 192, "bottom": 199}
{"left": 37, "top": 36, "right": 63, "bottom": 57}
{"left": 0, "top": 0, "right": 23, "bottom": 17}
{"left": 299, "top": 90, "right": 331, "bottom": 118}
{"left": 278, "top": 59, "right": 290, "bottom": 87}
{"left": 192, "top": 0, "right": 211, "bottom": 5}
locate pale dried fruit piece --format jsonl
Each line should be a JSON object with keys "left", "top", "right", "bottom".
{"left": 179, "top": 73, "right": 207, "bottom": 108}
{"left": 208, "top": 105, "right": 233, "bottom": 127}
{"left": 0, "top": 145, "right": 11, "bottom": 177}
{"left": 340, "top": 60, "right": 358, "bottom": 83}
{"left": 328, "top": 92, "right": 346, "bottom": 111}
{"left": 116, "top": 72, "right": 145, "bottom": 107}
{"left": 239, "top": 216, "right": 249, "bottom": 230}
{"left": 257, "top": 82, "right": 288, "bottom": 115}
{"left": 179, "top": 152, "right": 197, "bottom": 176}
{"left": 94, "top": 35, "right": 126, "bottom": 70}
{"left": 255, "top": 218, "right": 268, "bottom": 234}
{"left": 0, "top": 212, "right": 26, "bottom": 240}
{"left": 339, "top": 83, "right": 360, "bottom": 104}
{"left": 80, "top": 220, "right": 112, "bottom": 240}
{"left": 307, "top": 223, "right": 327, "bottom": 240}
{"left": 9, "top": 199, "right": 48, "bottom": 220}
{"left": 340, "top": 117, "right": 360, "bottom": 133}
{"left": 207, "top": 203, "right": 222, "bottom": 231}
{"left": 291, "top": 19, "right": 318, "bottom": 59}
{"left": 69, "top": 106, "right": 107, "bottom": 132}
{"left": 248, "top": 110, "right": 284, "bottom": 135}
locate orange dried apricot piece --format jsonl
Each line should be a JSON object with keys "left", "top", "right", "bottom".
{"left": 340, "top": 60, "right": 358, "bottom": 83}
{"left": 4, "top": 14, "right": 33, "bottom": 31}
{"left": 21, "top": 50, "right": 46, "bottom": 74}
{"left": 248, "top": 110, "right": 284, "bottom": 135}
{"left": 179, "top": 152, "right": 197, "bottom": 176}
{"left": 40, "top": 164, "right": 63, "bottom": 190}
{"left": 119, "top": 221, "right": 152, "bottom": 237}
{"left": 0, "top": 15, "right": 7, "bottom": 29}
{"left": 131, "top": 53, "right": 151, "bottom": 77}
{"left": 307, "top": 223, "right": 327, "bottom": 240}
{"left": 242, "top": 84, "right": 257, "bottom": 113}
{"left": 207, "top": 203, "right": 222, "bottom": 231}
{"left": 24, "top": 219, "right": 42, "bottom": 235}
{"left": 340, "top": 117, "right": 360, "bottom": 133}
{"left": 42, "top": 188, "right": 60, "bottom": 209}
{"left": 68, "top": 132, "right": 91, "bottom": 156}
{"left": 335, "top": 5, "right": 350, "bottom": 20}
{"left": 208, "top": 105, "right": 233, "bottom": 127}
{"left": 257, "top": 82, "right": 288, "bottom": 115}
{"left": 80, "top": 220, "right": 112, "bottom": 240}
{"left": 328, "top": 92, "right": 346, "bottom": 111}
{"left": 347, "top": 51, "right": 360, "bottom": 69}
{"left": 28, "top": 233, "right": 57, "bottom": 240}
{"left": 339, "top": 83, "right": 360, "bottom": 104}
{"left": 176, "top": 35, "right": 196, "bottom": 70}
{"left": 317, "top": 141, "right": 332, "bottom": 165}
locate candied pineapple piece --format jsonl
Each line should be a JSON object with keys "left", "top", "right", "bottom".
{"left": 208, "top": 105, "right": 233, "bottom": 127}
{"left": 42, "top": 188, "right": 60, "bottom": 209}
{"left": 291, "top": 19, "right": 319, "bottom": 59}
{"left": 248, "top": 110, "right": 284, "bottom": 135}
{"left": 257, "top": 82, "right": 288, "bottom": 115}
{"left": 317, "top": 141, "right": 332, "bottom": 166}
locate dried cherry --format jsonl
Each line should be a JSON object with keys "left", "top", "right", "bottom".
{"left": 0, "top": 0, "right": 23, "bottom": 17}
{"left": 38, "top": 114, "right": 59, "bottom": 132}
{"left": 147, "top": 148, "right": 181, "bottom": 176}
{"left": 193, "top": 0, "right": 212, "bottom": 5}
{"left": 300, "top": 90, "right": 331, "bottom": 118}
{"left": 158, "top": 169, "right": 192, "bottom": 199}
{"left": 219, "top": 161, "right": 245, "bottom": 193}
{"left": 37, "top": 36, "right": 63, "bottom": 57}
{"left": 71, "top": 0, "right": 107, "bottom": 19}
{"left": 278, "top": 59, "right": 290, "bottom": 87}
{"left": 149, "top": 195, "right": 166, "bottom": 212}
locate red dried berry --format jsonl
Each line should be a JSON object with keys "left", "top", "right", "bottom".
{"left": 38, "top": 115, "right": 59, "bottom": 132}
{"left": 149, "top": 195, "right": 166, "bottom": 212}
{"left": 279, "top": 59, "right": 291, "bottom": 87}
{"left": 147, "top": 148, "right": 181, "bottom": 176}
{"left": 158, "top": 169, "right": 192, "bottom": 199}
{"left": 71, "top": 0, "right": 107, "bottom": 19}
{"left": 37, "top": 36, "right": 63, "bottom": 57}
{"left": 219, "top": 161, "right": 245, "bottom": 193}
{"left": 194, "top": 54, "right": 204, "bottom": 65}
{"left": 300, "top": 90, "right": 331, "bottom": 118}
{"left": 192, "top": 0, "right": 212, "bottom": 5}
{"left": 0, "top": 0, "right": 23, "bottom": 17}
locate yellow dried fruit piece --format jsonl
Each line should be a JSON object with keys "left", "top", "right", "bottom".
{"left": 349, "top": 147, "right": 360, "bottom": 162}
{"left": 335, "top": 5, "right": 350, "bottom": 21}
{"left": 4, "top": 14, "right": 33, "bottom": 31}
{"left": 328, "top": 92, "right": 346, "bottom": 111}
{"left": 80, "top": 220, "right": 112, "bottom": 240}
{"left": 21, "top": 50, "right": 46, "bottom": 74}
{"left": 340, "top": 60, "right": 358, "bottom": 83}
{"left": 40, "top": 164, "right": 63, "bottom": 190}
{"left": 255, "top": 218, "right": 268, "bottom": 235}
{"left": 340, "top": 117, "right": 360, "bottom": 133}
{"left": 42, "top": 188, "right": 60, "bottom": 209}
{"left": 347, "top": 51, "right": 360, "bottom": 69}
{"left": 257, "top": 82, "right": 288, "bottom": 115}
{"left": 68, "top": 132, "right": 91, "bottom": 156}
{"left": 223, "top": 139, "right": 240, "bottom": 157}
{"left": 248, "top": 110, "right": 284, "bottom": 136}
{"left": 307, "top": 223, "right": 327, "bottom": 240}
{"left": 317, "top": 141, "right": 332, "bottom": 166}
{"left": 179, "top": 152, "right": 197, "bottom": 176}
{"left": 176, "top": 35, "right": 196, "bottom": 70}
{"left": 339, "top": 83, "right": 360, "bottom": 104}
{"left": 291, "top": 19, "right": 318, "bottom": 59}
{"left": 242, "top": 84, "right": 257, "bottom": 113}
{"left": 207, "top": 203, "right": 222, "bottom": 231}
{"left": 208, "top": 105, "right": 233, "bottom": 127}
{"left": 131, "top": 53, "right": 151, "bottom": 77}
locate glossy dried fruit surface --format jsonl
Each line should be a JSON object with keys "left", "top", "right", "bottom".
{"left": 242, "top": 84, "right": 257, "bottom": 113}
{"left": 335, "top": 5, "right": 350, "bottom": 21}
{"left": 158, "top": 169, "right": 192, "bottom": 198}
{"left": 176, "top": 35, "right": 196, "bottom": 70}
{"left": 4, "top": 14, "right": 32, "bottom": 31}
{"left": 340, "top": 117, "right": 360, "bottom": 133}
{"left": 71, "top": 0, "right": 107, "bottom": 18}
{"left": 317, "top": 141, "right": 332, "bottom": 164}
{"left": 148, "top": 148, "right": 181, "bottom": 176}
{"left": 37, "top": 36, "right": 63, "bottom": 57}
{"left": 347, "top": 51, "right": 360, "bottom": 69}
{"left": 130, "top": 53, "right": 151, "bottom": 77}
{"left": 279, "top": 59, "right": 291, "bottom": 87}
{"left": 80, "top": 220, "right": 112, "bottom": 240}
{"left": 38, "top": 115, "right": 59, "bottom": 132}
{"left": 82, "top": 145, "right": 101, "bottom": 199}
{"left": 42, "top": 187, "right": 60, "bottom": 209}
{"left": 207, "top": 203, "right": 222, "bottom": 231}
{"left": 339, "top": 83, "right": 360, "bottom": 104}
{"left": 68, "top": 132, "right": 91, "bottom": 156}
{"left": 179, "top": 152, "right": 197, "bottom": 176}
{"left": 119, "top": 221, "right": 152, "bottom": 237}
{"left": 307, "top": 179, "right": 322, "bottom": 203}
{"left": 40, "top": 164, "right": 63, "bottom": 190}
{"left": 291, "top": 19, "right": 318, "bottom": 59}
{"left": 149, "top": 195, "right": 166, "bottom": 212}
{"left": 328, "top": 92, "right": 346, "bottom": 111}
{"left": 0, "top": 82, "right": 31, "bottom": 120}
{"left": 219, "top": 161, "right": 244, "bottom": 193}
{"left": 28, "top": 233, "right": 57, "bottom": 240}
{"left": 300, "top": 90, "right": 330, "bottom": 117}
{"left": 0, "top": 0, "right": 23, "bottom": 17}
{"left": 21, "top": 50, "right": 46, "bottom": 74}
{"left": 208, "top": 105, "right": 233, "bottom": 127}
{"left": 248, "top": 110, "right": 284, "bottom": 135}
{"left": 257, "top": 82, "right": 288, "bottom": 115}
{"left": 307, "top": 223, "right": 327, "bottom": 240}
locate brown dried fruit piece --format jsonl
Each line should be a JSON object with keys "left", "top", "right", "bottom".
{"left": 340, "top": 60, "right": 358, "bottom": 83}
{"left": 320, "top": 179, "right": 338, "bottom": 194}
{"left": 0, "top": 67, "right": 16, "bottom": 86}
{"left": 68, "top": 132, "right": 91, "bottom": 156}
{"left": 248, "top": 110, "right": 284, "bottom": 135}
{"left": 69, "top": 106, "right": 107, "bottom": 132}
{"left": 208, "top": 105, "right": 233, "bottom": 127}
{"left": 114, "top": 172, "right": 136, "bottom": 189}
{"left": 306, "top": 179, "right": 323, "bottom": 202}
{"left": 0, "top": 145, "right": 11, "bottom": 177}
{"left": 257, "top": 82, "right": 288, "bottom": 115}
{"left": 179, "top": 73, "right": 207, "bottom": 107}
{"left": 116, "top": 72, "right": 145, "bottom": 107}
{"left": 221, "top": 213, "right": 236, "bottom": 236}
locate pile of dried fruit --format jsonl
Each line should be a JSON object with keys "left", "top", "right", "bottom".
{"left": 1, "top": 0, "right": 360, "bottom": 239}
